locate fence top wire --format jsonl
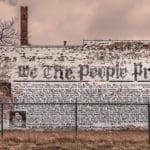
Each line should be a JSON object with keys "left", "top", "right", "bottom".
{"left": 0, "top": 102, "right": 148, "bottom": 106}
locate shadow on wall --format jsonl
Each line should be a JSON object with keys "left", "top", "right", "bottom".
{"left": 0, "top": 81, "right": 11, "bottom": 103}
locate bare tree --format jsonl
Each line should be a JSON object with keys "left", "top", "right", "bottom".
{"left": 0, "top": 19, "right": 18, "bottom": 46}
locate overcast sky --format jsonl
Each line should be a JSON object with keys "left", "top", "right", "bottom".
{"left": 0, "top": 0, "right": 150, "bottom": 45}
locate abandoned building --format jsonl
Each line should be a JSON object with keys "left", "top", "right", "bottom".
{"left": 0, "top": 6, "right": 150, "bottom": 129}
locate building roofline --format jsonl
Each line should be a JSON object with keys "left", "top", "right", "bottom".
{"left": 1, "top": 40, "right": 150, "bottom": 48}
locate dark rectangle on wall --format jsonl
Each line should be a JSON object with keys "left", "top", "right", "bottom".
{"left": 0, "top": 82, "right": 11, "bottom": 97}
{"left": 9, "top": 111, "right": 26, "bottom": 128}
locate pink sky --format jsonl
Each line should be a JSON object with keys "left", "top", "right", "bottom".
{"left": 0, "top": 0, "right": 150, "bottom": 45}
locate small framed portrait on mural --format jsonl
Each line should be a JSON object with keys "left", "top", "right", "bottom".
{"left": 9, "top": 111, "right": 26, "bottom": 128}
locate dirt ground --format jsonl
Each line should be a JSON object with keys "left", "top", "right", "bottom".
{"left": 0, "top": 130, "right": 149, "bottom": 150}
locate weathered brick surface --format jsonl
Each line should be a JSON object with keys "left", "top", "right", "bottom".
{"left": 0, "top": 40, "right": 150, "bottom": 129}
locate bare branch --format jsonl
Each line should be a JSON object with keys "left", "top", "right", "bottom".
{"left": 0, "top": 18, "right": 19, "bottom": 46}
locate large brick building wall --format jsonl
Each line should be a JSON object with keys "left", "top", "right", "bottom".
{"left": 0, "top": 40, "right": 150, "bottom": 129}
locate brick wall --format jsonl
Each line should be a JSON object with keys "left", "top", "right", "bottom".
{"left": 0, "top": 40, "right": 150, "bottom": 129}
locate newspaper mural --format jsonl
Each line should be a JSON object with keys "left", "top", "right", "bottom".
{"left": 1, "top": 40, "right": 150, "bottom": 129}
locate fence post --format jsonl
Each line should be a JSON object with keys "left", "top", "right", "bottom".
{"left": 75, "top": 98, "right": 78, "bottom": 139}
{"left": 1, "top": 103, "right": 3, "bottom": 138}
{"left": 148, "top": 102, "right": 150, "bottom": 144}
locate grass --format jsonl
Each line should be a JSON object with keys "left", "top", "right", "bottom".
{"left": 0, "top": 130, "right": 149, "bottom": 150}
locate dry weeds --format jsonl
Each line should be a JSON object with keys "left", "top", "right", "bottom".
{"left": 0, "top": 130, "right": 149, "bottom": 150}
